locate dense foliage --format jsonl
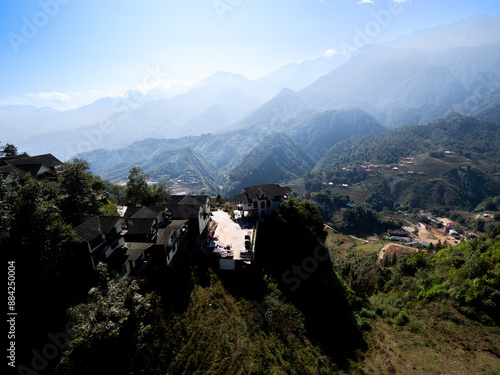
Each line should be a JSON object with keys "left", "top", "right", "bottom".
{"left": 125, "top": 166, "right": 171, "bottom": 206}
{"left": 58, "top": 264, "right": 159, "bottom": 375}
{"left": 335, "top": 224, "right": 500, "bottom": 324}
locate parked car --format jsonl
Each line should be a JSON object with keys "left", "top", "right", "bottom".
{"left": 245, "top": 234, "right": 251, "bottom": 249}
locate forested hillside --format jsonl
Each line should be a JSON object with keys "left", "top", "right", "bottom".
{"left": 289, "top": 109, "right": 387, "bottom": 162}
{"left": 316, "top": 115, "right": 500, "bottom": 168}
{"left": 310, "top": 115, "right": 500, "bottom": 210}
{"left": 223, "top": 133, "right": 314, "bottom": 196}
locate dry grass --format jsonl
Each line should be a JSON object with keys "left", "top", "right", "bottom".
{"left": 354, "top": 302, "right": 500, "bottom": 375}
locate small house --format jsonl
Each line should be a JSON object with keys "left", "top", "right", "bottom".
{"left": 74, "top": 216, "right": 128, "bottom": 270}
{"left": 234, "top": 184, "right": 291, "bottom": 218}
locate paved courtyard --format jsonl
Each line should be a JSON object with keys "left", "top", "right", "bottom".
{"left": 211, "top": 210, "right": 253, "bottom": 260}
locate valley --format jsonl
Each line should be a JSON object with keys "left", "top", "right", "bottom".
{"left": 2, "top": 10, "right": 500, "bottom": 375}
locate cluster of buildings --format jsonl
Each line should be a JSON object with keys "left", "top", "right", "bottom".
{"left": 1, "top": 152, "right": 294, "bottom": 277}
{"left": 74, "top": 195, "right": 211, "bottom": 277}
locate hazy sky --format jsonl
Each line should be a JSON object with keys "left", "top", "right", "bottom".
{"left": 1, "top": 0, "right": 500, "bottom": 110}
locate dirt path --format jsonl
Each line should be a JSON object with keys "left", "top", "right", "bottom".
{"left": 417, "top": 223, "right": 450, "bottom": 245}
{"left": 379, "top": 243, "right": 416, "bottom": 261}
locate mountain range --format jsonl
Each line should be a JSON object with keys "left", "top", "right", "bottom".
{"left": 4, "top": 15, "right": 500, "bottom": 204}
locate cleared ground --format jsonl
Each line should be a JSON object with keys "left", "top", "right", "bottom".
{"left": 211, "top": 210, "right": 253, "bottom": 260}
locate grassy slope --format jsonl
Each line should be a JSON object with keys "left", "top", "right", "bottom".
{"left": 358, "top": 302, "right": 500, "bottom": 375}
{"left": 154, "top": 265, "right": 337, "bottom": 374}
{"left": 325, "top": 229, "right": 500, "bottom": 375}
{"left": 156, "top": 277, "right": 338, "bottom": 375}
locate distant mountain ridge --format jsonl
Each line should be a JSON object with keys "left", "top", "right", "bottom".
{"left": 223, "top": 133, "right": 315, "bottom": 197}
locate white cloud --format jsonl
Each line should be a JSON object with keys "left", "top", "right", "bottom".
{"left": 358, "top": 0, "right": 374, "bottom": 4}
{"left": 27, "top": 91, "right": 71, "bottom": 102}
{"left": 1, "top": 90, "right": 110, "bottom": 110}
{"left": 325, "top": 49, "right": 338, "bottom": 57}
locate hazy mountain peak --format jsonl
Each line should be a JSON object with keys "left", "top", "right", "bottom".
{"left": 387, "top": 15, "right": 500, "bottom": 51}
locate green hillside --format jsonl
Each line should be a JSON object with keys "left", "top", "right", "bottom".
{"left": 223, "top": 133, "right": 314, "bottom": 196}
{"left": 311, "top": 115, "right": 500, "bottom": 210}
{"left": 93, "top": 145, "right": 221, "bottom": 192}
{"left": 289, "top": 109, "right": 387, "bottom": 162}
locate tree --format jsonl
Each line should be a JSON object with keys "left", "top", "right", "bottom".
{"left": 126, "top": 166, "right": 150, "bottom": 206}
{"left": 57, "top": 264, "right": 158, "bottom": 375}
{"left": 57, "top": 159, "right": 106, "bottom": 223}
{"left": 278, "top": 197, "right": 326, "bottom": 241}
{"left": 0, "top": 143, "right": 18, "bottom": 156}
{"left": 0, "top": 176, "right": 12, "bottom": 246}
{"left": 148, "top": 181, "right": 171, "bottom": 205}
{"left": 108, "top": 184, "right": 126, "bottom": 198}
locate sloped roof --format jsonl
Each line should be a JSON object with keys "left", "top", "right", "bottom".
{"left": 124, "top": 242, "right": 154, "bottom": 261}
{"left": 74, "top": 216, "right": 121, "bottom": 242}
{"left": 0, "top": 154, "right": 61, "bottom": 179}
{"left": 147, "top": 206, "right": 169, "bottom": 214}
{"left": 6, "top": 154, "right": 61, "bottom": 168}
{"left": 74, "top": 217, "right": 101, "bottom": 242}
{"left": 128, "top": 206, "right": 158, "bottom": 219}
{"left": 0, "top": 165, "right": 27, "bottom": 178}
{"left": 156, "top": 219, "right": 189, "bottom": 246}
{"left": 167, "top": 204, "right": 200, "bottom": 220}
{"left": 122, "top": 206, "right": 167, "bottom": 219}
{"left": 235, "top": 184, "right": 291, "bottom": 203}
{"left": 105, "top": 242, "right": 154, "bottom": 271}
{"left": 126, "top": 218, "right": 155, "bottom": 234}
{"left": 170, "top": 195, "right": 209, "bottom": 206}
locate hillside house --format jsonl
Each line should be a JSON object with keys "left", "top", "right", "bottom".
{"left": 74, "top": 216, "right": 128, "bottom": 270}
{"left": 156, "top": 219, "right": 189, "bottom": 268}
{"left": 234, "top": 184, "right": 291, "bottom": 218}
{"left": 167, "top": 195, "right": 211, "bottom": 236}
{"left": 105, "top": 242, "right": 154, "bottom": 277}
{"left": 120, "top": 206, "right": 169, "bottom": 242}
{"left": 0, "top": 153, "right": 61, "bottom": 185}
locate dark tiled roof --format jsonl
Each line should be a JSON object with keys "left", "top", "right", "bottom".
{"left": 0, "top": 154, "right": 61, "bottom": 179}
{"left": 147, "top": 206, "right": 169, "bottom": 214}
{"left": 74, "top": 217, "right": 101, "bottom": 242}
{"left": 105, "top": 242, "right": 154, "bottom": 271}
{"left": 74, "top": 216, "right": 121, "bottom": 242}
{"left": 0, "top": 165, "right": 26, "bottom": 178}
{"left": 126, "top": 218, "right": 155, "bottom": 234}
{"left": 0, "top": 154, "right": 30, "bottom": 166}
{"left": 156, "top": 220, "right": 188, "bottom": 245}
{"left": 123, "top": 206, "right": 164, "bottom": 219}
{"left": 167, "top": 204, "right": 200, "bottom": 220}
{"left": 6, "top": 154, "right": 61, "bottom": 168}
{"left": 235, "top": 184, "right": 291, "bottom": 203}
{"left": 99, "top": 216, "right": 122, "bottom": 233}
{"left": 124, "top": 242, "right": 154, "bottom": 261}
{"left": 170, "top": 195, "right": 209, "bottom": 206}
{"left": 130, "top": 206, "right": 158, "bottom": 219}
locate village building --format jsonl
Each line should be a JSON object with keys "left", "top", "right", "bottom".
{"left": 156, "top": 219, "right": 189, "bottom": 268}
{"left": 234, "top": 184, "right": 291, "bottom": 218}
{"left": 74, "top": 195, "right": 210, "bottom": 277}
{"left": 167, "top": 195, "right": 211, "bottom": 236}
{"left": 0, "top": 153, "right": 61, "bottom": 185}
{"left": 73, "top": 216, "right": 128, "bottom": 271}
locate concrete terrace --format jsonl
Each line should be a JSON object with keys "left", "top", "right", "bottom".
{"left": 211, "top": 210, "right": 254, "bottom": 261}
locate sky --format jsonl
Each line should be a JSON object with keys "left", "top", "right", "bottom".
{"left": 1, "top": 0, "right": 500, "bottom": 110}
